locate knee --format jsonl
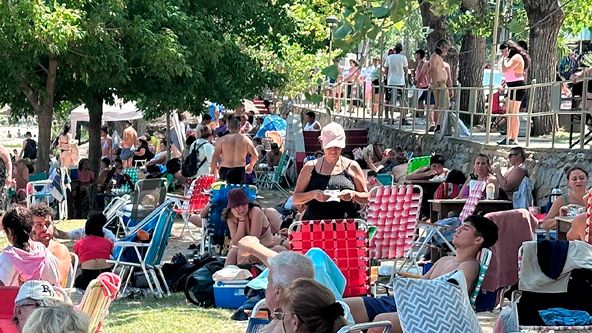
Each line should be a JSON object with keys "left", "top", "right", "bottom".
{"left": 370, "top": 312, "right": 401, "bottom": 333}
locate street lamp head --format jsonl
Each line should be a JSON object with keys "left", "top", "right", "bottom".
{"left": 326, "top": 15, "right": 339, "bottom": 28}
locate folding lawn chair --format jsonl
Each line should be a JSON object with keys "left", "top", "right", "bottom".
{"left": 376, "top": 174, "right": 394, "bottom": 186}
{"left": 337, "top": 321, "right": 392, "bottom": 333}
{"left": 76, "top": 272, "right": 121, "bottom": 333}
{"left": 201, "top": 184, "right": 258, "bottom": 255}
{"left": 507, "top": 240, "right": 592, "bottom": 331}
{"left": 109, "top": 199, "right": 176, "bottom": 297}
{"left": 103, "top": 194, "right": 131, "bottom": 236}
{"left": 257, "top": 151, "right": 290, "bottom": 196}
{"left": 288, "top": 219, "right": 369, "bottom": 297}
{"left": 366, "top": 185, "right": 423, "bottom": 276}
{"left": 65, "top": 252, "right": 79, "bottom": 289}
{"left": 123, "top": 167, "right": 140, "bottom": 185}
{"left": 169, "top": 175, "right": 216, "bottom": 240}
{"left": 0, "top": 287, "right": 19, "bottom": 333}
{"left": 470, "top": 248, "right": 492, "bottom": 309}
{"left": 413, "top": 180, "right": 487, "bottom": 261}
{"left": 127, "top": 178, "right": 168, "bottom": 229}
{"left": 26, "top": 168, "right": 69, "bottom": 220}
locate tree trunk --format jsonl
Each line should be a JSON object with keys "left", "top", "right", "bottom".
{"left": 86, "top": 95, "right": 103, "bottom": 176}
{"left": 458, "top": 0, "right": 486, "bottom": 124}
{"left": 36, "top": 107, "right": 53, "bottom": 173}
{"left": 418, "top": 0, "right": 448, "bottom": 47}
{"left": 524, "top": 0, "right": 564, "bottom": 136}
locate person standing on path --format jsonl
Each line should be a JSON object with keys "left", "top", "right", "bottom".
{"left": 499, "top": 40, "right": 530, "bottom": 146}
{"left": 211, "top": 117, "right": 258, "bottom": 182}
{"left": 119, "top": 120, "right": 137, "bottom": 168}
{"left": 20, "top": 132, "right": 37, "bottom": 161}
{"left": 429, "top": 39, "right": 451, "bottom": 133}
{"left": 383, "top": 43, "right": 410, "bottom": 125}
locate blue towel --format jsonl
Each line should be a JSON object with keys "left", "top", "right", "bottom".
{"left": 539, "top": 308, "right": 592, "bottom": 326}
{"left": 537, "top": 240, "right": 569, "bottom": 280}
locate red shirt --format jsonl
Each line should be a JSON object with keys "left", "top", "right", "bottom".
{"left": 73, "top": 235, "right": 114, "bottom": 263}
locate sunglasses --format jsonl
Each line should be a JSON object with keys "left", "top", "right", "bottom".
{"left": 272, "top": 308, "right": 296, "bottom": 321}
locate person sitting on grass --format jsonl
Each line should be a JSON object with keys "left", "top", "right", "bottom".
{"left": 224, "top": 189, "right": 286, "bottom": 266}
{"left": 0, "top": 207, "right": 60, "bottom": 286}
{"left": 29, "top": 203, "right": 71, "bottom": 288}
{"left": 344, "top": 214, "right": 498, "bottom": 333}
{"left": 405, "top": 154, "right": 449, "bottom": 181}
{"left": 72, "top": 213, "right": 114, "bottom": 289}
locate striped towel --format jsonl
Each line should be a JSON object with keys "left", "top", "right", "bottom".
{"left": 459, "top": 181, "right": 487, "bottom": 222}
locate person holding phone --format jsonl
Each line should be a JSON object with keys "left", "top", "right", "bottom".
{"left": 293, "top": 122, "right": 368, "bottom": 220}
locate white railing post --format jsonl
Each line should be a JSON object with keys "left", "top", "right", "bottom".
{"left": 525, "top": 79, "right": 536, "bottom": 148}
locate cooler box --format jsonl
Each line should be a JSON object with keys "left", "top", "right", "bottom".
{"left": 213, "top": 280, "right": 248, "bottom": 309}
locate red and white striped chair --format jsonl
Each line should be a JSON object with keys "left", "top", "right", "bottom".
{"left": 168, "top": 175, "right": 216, "bottom": 240}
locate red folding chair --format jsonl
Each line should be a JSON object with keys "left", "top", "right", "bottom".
{"left": 0, "top": 287, "right": 19, "bottom": 333}
{"left": 289, "top": 219, "right": 369, "bottom": 297}
{"left": 169, "top": 175, "right": 216, "bottom": 239}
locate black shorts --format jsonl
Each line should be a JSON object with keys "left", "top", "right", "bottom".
{"left": 362, "top": 296, "right": 398, "bottom": 321}
{"left": 507, "top": 80, "right": 527, "bottom": 101}
{"left": 418, "top": 88, "right": 435, "bottom": 104}
{"left": 219, "top": 166, "right": 246, "bottom": 184}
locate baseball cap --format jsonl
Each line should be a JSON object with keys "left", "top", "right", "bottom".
{"left": 15, "top": 280, "right": 70, "bottom": 304}
{"left": 227, "top": 189, "right": 249, "bottom": 209}
{"left": 320, "top": 122, "right": 346, "bottom": 149}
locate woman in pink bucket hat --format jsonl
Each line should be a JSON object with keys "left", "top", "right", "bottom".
{"left": 293, "top": 122, "right": 368, "bottom": 220}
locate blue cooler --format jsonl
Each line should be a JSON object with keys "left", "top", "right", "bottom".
{"left": 213, "top": 280, "right": 248, "bottom": 309}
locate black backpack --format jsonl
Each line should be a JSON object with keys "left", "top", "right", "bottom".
{"left": 184, "top": 260, "right": 224, "bottom": 307}
{"left": 181, "top": 141, "right": 208, "bottom": 177}
{"left": 161, "top": 253, "right": 217, "bottom": 293}
{"left": 23, "top": 139, "right": 37, "bottom": 159}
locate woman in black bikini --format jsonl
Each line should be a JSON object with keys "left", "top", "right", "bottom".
{"left": 293, "top": 122, "right": 368, "bottom": 220}
{"left": 223, "top": 188, "right": 283, "bottom": 265}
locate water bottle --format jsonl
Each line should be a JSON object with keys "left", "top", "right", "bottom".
{"left": 550, "top": 188, "right": 561, "bottom": 203}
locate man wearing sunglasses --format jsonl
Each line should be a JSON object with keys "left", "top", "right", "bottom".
{"left": 344, "top": 215, "right": 498, "bottom": 332}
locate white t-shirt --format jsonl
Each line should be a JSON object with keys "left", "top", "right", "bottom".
{"left": 384, "top": 53, "right": 408, "bottom": 86}
{"left": 190, "top": 138, "right": 214, "bottom": 177}
{"left": 68, "top": 227, "right": 117, "bottom": 242}
{"left": 303, "top": 121, "right": 321, "bottom": 131}
{"left": 0, "top": 242, "right": 60, "bottom": 286}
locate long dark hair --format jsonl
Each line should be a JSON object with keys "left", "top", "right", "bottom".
{"left": 62, "top": 124, "right": 71, "bottom": 136}
{"left": 85, "top": 213, "right": 106, "bottom": 237}
{"left": 505, "top": 40, "right": 530, "bottom": 69}
{"left": 2, "top": 207, "right": 32, "bottom": 250}
{"left": 222, "top": 202, "right": 260, "bottom": 221}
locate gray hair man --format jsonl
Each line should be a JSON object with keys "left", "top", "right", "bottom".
{"left": 12, "top": 280, "right": 70, "bottom": 332}
{"left": 238, "top": 236, "right": 313, "bottom": 333}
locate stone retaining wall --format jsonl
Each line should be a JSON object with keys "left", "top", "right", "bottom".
{"left": 293, "top": 106, "right": 592, "bottom": 206}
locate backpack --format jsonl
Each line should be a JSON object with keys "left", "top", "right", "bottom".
{"left": 184, "top": 259, "right": 225, "bottom": 307}
{"left": 181, "top": 141, "right": 208, "bottom": 177}
{"left": 23, "top": 139, "right": 37, "bottom": 159}
{"left": 162, "top": 253, "right": 218, "bottom": 292}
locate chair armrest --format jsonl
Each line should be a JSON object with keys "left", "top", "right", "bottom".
{"left": 417, "top": 221, "right": 457, "bottom": 230}
{"left": 167, "top": 193, "right": 190, "bottom": 201}
{"left": 113, "top": 241, "right": 150, "bottom": 248}
{"left": 397, "top": 272, "right": 422, "bottom": 279}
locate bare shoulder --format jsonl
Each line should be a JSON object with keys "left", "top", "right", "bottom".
{"left": 458, "top": 260, "right": 480, "bottom": 275}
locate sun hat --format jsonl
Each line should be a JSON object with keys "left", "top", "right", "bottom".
{"left": 320, "top": 122, "right": 346, "bottom": 149}
{"left": 15, "top": 280, "right": 70, "bottom": 304}
{"left": 227, "top": 189, "right": 249, "bottom": 209}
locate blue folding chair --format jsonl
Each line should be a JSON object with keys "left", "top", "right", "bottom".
{"left": 109, "top": 199, "right": 176, "bottom": 297}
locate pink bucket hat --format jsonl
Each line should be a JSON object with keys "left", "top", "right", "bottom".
{"left": 320, "top": 122, "right": 346, "bottom": 149}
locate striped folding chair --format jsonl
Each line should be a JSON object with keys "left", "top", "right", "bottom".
{"left": 169, "top": 175, "right": 216, "bottom": 240}
{"left": 470, "top": 248, "right": 492, "bottom": 309}
{"left": 366, "top": 185, "right": 423, "bottom": 277}
{"left": 289, "top": 219, "right": 369, "bottom": 297}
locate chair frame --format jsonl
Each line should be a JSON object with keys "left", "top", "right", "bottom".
{"left": 66, "top": 252, "right": 79, "bottom": 289}
{"left": 76, "top": 272, "right": 121, "bottom": 333}
{"left": 257, "top": 151, "right": 290, "bottom": 196}
{"left": 168, "top": 175, "right": 216, "bottom": 240}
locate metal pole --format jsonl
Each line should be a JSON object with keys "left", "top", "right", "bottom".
{"left": 485, "top": 0, "right": 502, "bottom": 144}
{"left": 166, "top": 110, "right": 172, "bottom": 160}
{"left": 378, "top": 34, "right": 385, "bottom": 124}
{"left": 328, "top": 29, "right": 333, "bottom": 67}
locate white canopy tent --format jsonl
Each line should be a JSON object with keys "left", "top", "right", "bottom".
{"left": 69, "top": 99, "right": 144, "bottom": 133}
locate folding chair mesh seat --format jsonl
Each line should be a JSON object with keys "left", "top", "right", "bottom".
{"left": 123, "top": 167, "right": 139, "bottom": 185}
{"left": 470, "top": 248, "right": 492, "bottom": 309}
{"left": 128, "top": 178, "right": 168, "bottom": 228}
{"left": 258, "top": 151, "right": 290, "bottom": 196}
{"left": 289, "top": 219, "right": 369, "bottom": 297}
{"left": 77, "top": 272, "right": 121, "bottom": 333}
{"left": 367, "top": 185, "right": 423, "bottom": 261}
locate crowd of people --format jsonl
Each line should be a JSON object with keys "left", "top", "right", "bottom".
{"left": 0, "top": 96, "right": 591, "bottom": 333}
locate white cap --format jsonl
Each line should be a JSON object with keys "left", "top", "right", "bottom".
{"left": 320, "top": 122, "right": 346, "bottom": 150}
{"left": 15, "top": 280, "right": 69, "bottom": 304}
